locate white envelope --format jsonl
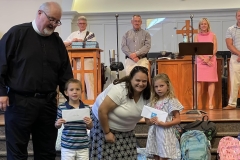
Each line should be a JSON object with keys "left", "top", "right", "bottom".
{"left": 62, "top": 108, "right": 90, "bottom": 122}
{"left": 141, "top": 105, "right": 168, "bottom": 122}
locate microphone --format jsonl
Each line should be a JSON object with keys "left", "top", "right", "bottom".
{"left": 190, "top": 14, "right": 194, "bottom": 19}
{"left": 115, "top": 14, "right": 119, "bottom": 17}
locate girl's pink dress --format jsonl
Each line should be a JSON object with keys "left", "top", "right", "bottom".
{"left": 196, "top": 32, "right": 218, "bottom": 82}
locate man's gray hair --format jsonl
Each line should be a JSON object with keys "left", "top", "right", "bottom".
{"left": 132, "top": 14, "right": 141, "bottom": 20}
{"left": 39, "top": 2, "right": 62, "bottom": 13}
{"left": 78, "top": 16, "right": 87, "bottom": 22}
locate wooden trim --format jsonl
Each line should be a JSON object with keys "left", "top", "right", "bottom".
{"left": 67, "top": 47, "right": 102, "bottom": 105}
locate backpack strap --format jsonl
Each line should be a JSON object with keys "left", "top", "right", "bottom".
{"left": 202, "top": 115, "right": 209, "bottom": 121}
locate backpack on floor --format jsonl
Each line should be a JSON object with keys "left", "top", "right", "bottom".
{"left": 180, "top": 130, "right": 211, "bottom": 160}
{"left": 182, "top": 115, "right": 216, "bottom": 141}
{"left": 217, "top": 136, "right": 240, "bottom": 160}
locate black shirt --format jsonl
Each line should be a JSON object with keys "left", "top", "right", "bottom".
{"left": 0, "top": 22, "right": 73, "bottom": 96}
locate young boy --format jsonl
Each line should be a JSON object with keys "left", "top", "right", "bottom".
{"left": 55, "top": 78, "right": 93, "bottom": 160}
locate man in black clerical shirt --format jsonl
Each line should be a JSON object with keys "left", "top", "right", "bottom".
{"left": 0, "top": 2, "right": 73, "bottom": 160}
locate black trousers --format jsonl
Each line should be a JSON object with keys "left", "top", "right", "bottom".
{"left": 5, "top": 91, "right": 58, "bottom": 160}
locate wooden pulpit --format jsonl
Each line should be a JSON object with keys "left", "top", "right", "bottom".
{"left": 67, "top": 47, "right": 103, "bottom": 105}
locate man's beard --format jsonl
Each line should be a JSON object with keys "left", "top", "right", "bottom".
{"left": 43, "top": 27, "right": 54, "bottom": 36}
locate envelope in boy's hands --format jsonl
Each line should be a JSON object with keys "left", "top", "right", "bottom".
{"left": 62, "top": 108, "right": 90, "bottom": 122}
{"left": 141, "top": 105, "right": 168, "bottom": 122}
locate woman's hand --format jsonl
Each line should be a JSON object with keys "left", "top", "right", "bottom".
{"left": 207, "top": 56, "right": 214, "bottom": 66}
{"left": 104, "top": 132, "right": 115, "bottom": 143}
{"left": 202, "top": 56, "right": 210, "bottom": 64}
{"left": 207, "top": 61, "right": 213, "bottom": 66}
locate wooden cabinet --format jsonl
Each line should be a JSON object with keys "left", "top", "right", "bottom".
{"left": 157, "top": 58, "right": 223, "bottom": 109}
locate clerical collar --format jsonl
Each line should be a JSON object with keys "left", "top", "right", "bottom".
{"left": 32, "top": 20, "right": 47, "bottom": 36}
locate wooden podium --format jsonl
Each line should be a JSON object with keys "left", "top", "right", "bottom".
{"left": 157, "top": 58, "right": 223, "bottom": 109}
{"left": 67, "top": 47, "right": 102, "bottom": 105}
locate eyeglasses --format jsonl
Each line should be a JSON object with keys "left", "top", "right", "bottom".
{"left": 78, "top": 23, "right": 86, "bottom": 25}
{"left": 41, "top": 10, "right": 62, "bottom": 26}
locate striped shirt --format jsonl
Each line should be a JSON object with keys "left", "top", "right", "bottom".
{"left": 226, "top": 24, "right": 240, "bottom": 51}
{"left": 56, "top": 101, "right": 91, "bottom": 149}
{"left": 121, "top": 28, "right": 151, "bottom": 58}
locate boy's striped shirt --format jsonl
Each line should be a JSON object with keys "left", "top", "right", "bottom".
{"left": 56, "top": 101, "right": 91, "bottom": 149}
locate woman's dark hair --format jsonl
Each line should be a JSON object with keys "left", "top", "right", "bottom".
{"left": 113, "top": 66, "right": 151, "bottom": 100}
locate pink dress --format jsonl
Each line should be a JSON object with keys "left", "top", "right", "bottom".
{"left": 196, "top": 32, "right": 218, "bottom": 82}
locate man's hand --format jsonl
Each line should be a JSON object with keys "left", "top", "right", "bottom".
{"left": 71, "top": 38, "right": 83, "bottom": 43}
{"left": 77, "top": 39, "right": 84, "bottom": 42}
{"left": 72, "top": 38, "right": 79, "bottom": 42}
{"left": 129, "top": 53, "right": 137, "bottom": 59}
{"left": 133, "top": 57, "right": 139, "bottom": 63}
{"left": 0, "top": 96, "right": 9, "bottom": 111}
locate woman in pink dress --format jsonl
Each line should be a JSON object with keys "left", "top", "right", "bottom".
{"left": 194, "top": 18, "right": 218, "bottom": 109}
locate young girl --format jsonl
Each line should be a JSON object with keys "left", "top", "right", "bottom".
{"left": 145, "top": 73, "right": 184, "bottom": 160}
{"left": 55, "top": 78, "right": 93, "bottom": 160}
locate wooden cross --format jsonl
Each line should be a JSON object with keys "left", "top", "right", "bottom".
{"left": 176, "top": 20, "right": 198, "bottom": 42}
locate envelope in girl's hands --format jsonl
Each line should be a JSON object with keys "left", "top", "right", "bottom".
{"left": 141, "top": 105, "right": 168, "bottom": 122}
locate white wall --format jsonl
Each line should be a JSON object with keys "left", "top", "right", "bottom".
{"left": 64, "top": 10, "right": 237, "bottom": 58}
{"left": 72, "top": 0, "right": 239, "bottom": 13}
{"left": 0, "top": 0, "right": 62, "bottom": 38}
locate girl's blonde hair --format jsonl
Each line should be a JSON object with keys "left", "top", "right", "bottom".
{"left": 150, "top": 73, "right": 175, "bottom": 106}
{"left": 198, "top": 18, "right": 211, "bottom": 33}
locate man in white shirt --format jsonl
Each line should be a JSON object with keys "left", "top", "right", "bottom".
{"left": 64, "top": 16, "right": 96, "bottom": 100}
